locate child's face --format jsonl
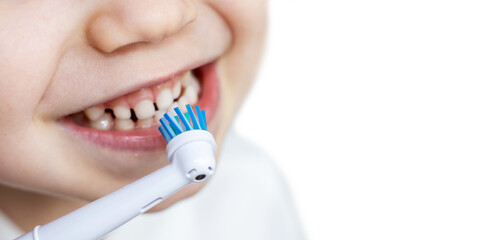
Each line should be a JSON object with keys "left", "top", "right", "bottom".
{"left": 0, "top": 0, "right": 265, "bottom": 212}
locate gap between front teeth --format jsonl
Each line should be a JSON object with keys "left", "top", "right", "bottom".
{"left": 83, "top": 71, "right": 201, "bottom": 131}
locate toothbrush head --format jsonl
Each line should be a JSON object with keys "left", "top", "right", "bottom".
{"left": 157, "top": 104, "right": 216, "bottom": 182}
{"left": 157, "top": 104, "right": 208, "bottom": 142}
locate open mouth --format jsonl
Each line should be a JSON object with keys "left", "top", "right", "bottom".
{"left": 61, "top": 62, "right": 220, "bottom": 151}
{"left": 74, "top": 70, "right": 200, "bottom": 130}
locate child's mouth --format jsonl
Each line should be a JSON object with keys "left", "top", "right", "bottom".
{"left": 74, "top": 70, "right": 200, "bottom": 130}
{"left": 61, "top": 62, "right": 219, "bottom": 151}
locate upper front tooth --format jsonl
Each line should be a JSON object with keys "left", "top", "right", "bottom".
{"left": 177, "top": 96, "right": 189, "bottom": 112}
{"left": 183, "top": 85, "right": 198, "bottom": 104}
{"left": 189, "top": 75, "right": 200, "bottom": 92}
{"left": 181, "top": 72, "right": 200, "bottom": 92}
{"left": 181, "top": 71, "right": 192, "bottom": 86}
{"left": 172, "top": 81, "right": 181, "bottom": 99}
{"left": 156, "top": 89, "right": 174, "bottom": 110}
{"left": 133, "top": 100, "right": 155, "bottom": 119}
{"left": 84, "top": 105, "right": 105, "bottom": 121}
{"left": 113, "top": 106, "right": 131, "bottom": 119}
{"left": 90, "top": 113, "right": 113, "bottom": 130}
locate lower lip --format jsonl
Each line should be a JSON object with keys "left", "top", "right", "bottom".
{"left": 61, "top": 62, "right": 220, "bottom": 151}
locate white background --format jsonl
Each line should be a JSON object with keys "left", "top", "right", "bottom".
{"left": 235, "top": 0, "right": 478, "bottom": 239}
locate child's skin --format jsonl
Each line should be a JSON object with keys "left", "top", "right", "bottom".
{"left": 0, "top": 0, "right": 266, "bottom": 232}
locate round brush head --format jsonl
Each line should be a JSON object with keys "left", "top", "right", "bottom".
{"left": 158, "top": 104, "right": 216, "bottom": 182}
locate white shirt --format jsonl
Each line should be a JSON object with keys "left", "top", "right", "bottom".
{"left": 0, "top": 130, "right": 304, "bottom": 240}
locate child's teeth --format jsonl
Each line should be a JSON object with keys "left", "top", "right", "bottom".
{"left": 84, "top": 106, "right": 105, "bottom": 121}
{"left": 115, "top": 118, "right": 134, "bottom": 131}
{"left": 181, "top": 71, "right": 192, "bottom": 86}
{"left": 181, "top": 72, "right": 200, "bottom": 90}
{"left": 137, "top": 117, "right": 154, "bottom": 129}
{"left": 113, "top": 106, "right": 131, "bottom": 119}
{"left": 156, "top": 89, "right": 173, "bottom": 110}
{"left": 172, "top": 81, "right": 181, "bottom": 99}
{"left": 168, "top": 102, "right": 179, "bottom": 114}
{"left": 154, "top": 110, "right": 166, "bottom": 123}
{"left": 133, "top": 100, "right": 155, "bottom": 120}
{"left": 183, "top": 85, "right": 198, "bottom": 104}
{"left": 81, "top": 70, "right": 202, "bottom": 131}
{"left": 90, "top": 113, "right": 113, "bottom": 130}
{"left": 189, "top": 75, "right": 200, "bottom": 93}
{"left": 177, "top": 96, "right": 190, "bottom": 112}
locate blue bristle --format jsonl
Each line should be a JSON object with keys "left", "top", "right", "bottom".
{"left": 165, "top": 112, "right": 183, "bottom": 134}
{"left": 157, "top": 104, "right": 208, "bottom": 142}
{"left": 173, "top": 116, "right": 182, "bottom": 133}
{"left": 196, "top": 106, "right": 207, "bottom": 130}
{"left": 160, "top": 118, "right": 176, "bottom": 139}
{"left": 158, "top": 125, "right": 171, "bottom": 142}
{"left": 187, "top": 104, "right": 200, "bottom": 130}
{"left": 174, "top": 107, "right": 192, "bottom": 131}
{"left": 201, "top": 110, "right": 207, "bottom": 130}
{"left": 195, "top": 106, "right": 203, "bottom": 130}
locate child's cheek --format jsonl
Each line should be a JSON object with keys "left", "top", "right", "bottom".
{"left": 0, "top": 2, "right": 82, "bottom": 183}
{"left": 208, "top": 0, "right": 267, "bottom": 105}
{"left": 0, "top": 2, "right": 81, "bottom": 129}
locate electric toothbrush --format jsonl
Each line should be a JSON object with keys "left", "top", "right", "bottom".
{"left": 16, "top": 104, "right": 216, "bottom": 240}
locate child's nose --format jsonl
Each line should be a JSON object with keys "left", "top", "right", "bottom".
{"left": 87, "top": 0, "right": 197, "bottom": 53}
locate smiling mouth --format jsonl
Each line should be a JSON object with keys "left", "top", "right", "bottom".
{"left": 61, "top": 62, "right": 220, "bottom": 151}
{"left": 73, "top": 70, "right": 201, "bottom": 131}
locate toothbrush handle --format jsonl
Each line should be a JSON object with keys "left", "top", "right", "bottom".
{"left": 17, "top": 163, "right": 190, "bottom": 240}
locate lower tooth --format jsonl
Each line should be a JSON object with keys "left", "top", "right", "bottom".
{"left": 90, "top": 113, "right": 113, "bottom": 130}
{"left": 137, "top": 117, "right": 154, "bottom": 129}
{"left": 115, "top": 118, "right": 135, "bottom": 131}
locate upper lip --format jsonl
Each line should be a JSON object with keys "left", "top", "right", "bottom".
{"left": 41, "top": 17, "right": 231, "bottom": 120}
{"left": 69, "top": 57, "right": 211, "bottom": 116}
{"left": 49, "top": 49, "right": 219, "bottom": 120}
